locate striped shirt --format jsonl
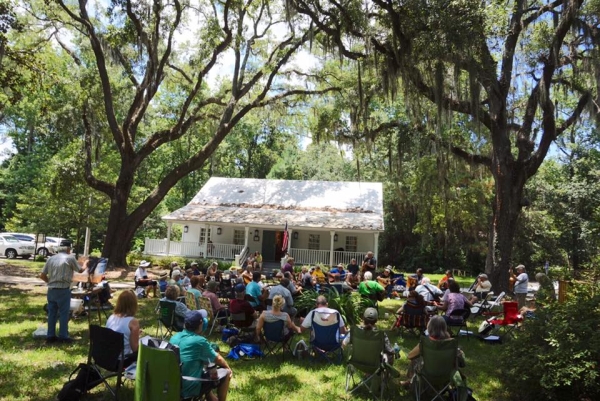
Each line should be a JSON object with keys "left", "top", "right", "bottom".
{"left": 42, "top": 253, "right": 80, "bottom": 289}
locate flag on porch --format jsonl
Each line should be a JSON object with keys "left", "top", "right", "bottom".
{"left": 282, "top": 221, "right": 288, "bottom": 251}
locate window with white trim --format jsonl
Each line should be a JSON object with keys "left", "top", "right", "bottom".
{"left": 233, "top": 230, "right": 245, "bottom": 245}
{"left": 308, "top": 234, "right": 320, "bottom": 250}
{"left": 345, "top": 236, "right": 358, "bottom": 252}
{"left": 199, "top": 228, "right": 212, "bottom": 245}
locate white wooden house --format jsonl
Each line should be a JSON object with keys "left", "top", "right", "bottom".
{"left": 145, "top": 177, "right": 384, "bottom": 267}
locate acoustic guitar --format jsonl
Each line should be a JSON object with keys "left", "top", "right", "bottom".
{"left": 509, "top": 269, "right": 517, "bottom": 292}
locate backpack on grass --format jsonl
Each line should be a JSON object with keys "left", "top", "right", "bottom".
{"left": 56, "top": 363, "right": 102, "bottom": 401}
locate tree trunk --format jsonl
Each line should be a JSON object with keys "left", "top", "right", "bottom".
{"left": 487, "top": 150, "right": 527, "bottom": 294}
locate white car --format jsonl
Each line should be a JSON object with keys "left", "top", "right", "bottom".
{"left": 5, "top": 233, "right": 72, "bottom": 256}
{"left": 0, "top": 234, "right": 35, "bottom": 259}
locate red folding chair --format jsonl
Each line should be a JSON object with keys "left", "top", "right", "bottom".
{"left": 488, "top": 301, "right": 523, "bottom": 339}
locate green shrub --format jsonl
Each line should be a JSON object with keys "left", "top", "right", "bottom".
{"left": 499, "top": 279, "right": 600, "bottom": 400}
{"left": 295, "top": 287, "right": 365, "bottom": 326}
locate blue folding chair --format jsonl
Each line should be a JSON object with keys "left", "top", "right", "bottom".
{"left": 260, "top": 319, "right": 293, "bottom": 361}
{"left": 310, "top": 311, "right": 344, "bottom": 364}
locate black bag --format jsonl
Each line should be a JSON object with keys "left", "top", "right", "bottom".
{"left": 57, "top": 363, "right": 102, "bottom": 401}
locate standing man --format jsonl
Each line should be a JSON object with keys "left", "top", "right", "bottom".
{"left": 361, "top": 251, "right": 377, "bottom": 277}
{"left": 513, "top": 264, "right": 529, "bottom": 310}
{"left": 40, "top": 245, "right": 85, "bottom": 344}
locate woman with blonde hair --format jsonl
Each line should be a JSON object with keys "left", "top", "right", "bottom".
{"left": 255, "top": 294, "right": 301, "bottom": 342}
{"left": 106, "top": 290, "right": 141, "bottom": 367}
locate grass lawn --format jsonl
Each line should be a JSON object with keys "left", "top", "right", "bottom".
{"left": 0, "top": 267, "right": 512, "bottom": 401}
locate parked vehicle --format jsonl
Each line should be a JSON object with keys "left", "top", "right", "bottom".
{"left": 0, "top": 234, "right": 35, "bottom": 259}
{"left": 5, "top": 233, "right": 72, "bottom": 256}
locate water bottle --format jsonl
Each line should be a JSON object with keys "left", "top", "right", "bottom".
{"left": 393, "top": 342, "right": 400, "bottom": 358}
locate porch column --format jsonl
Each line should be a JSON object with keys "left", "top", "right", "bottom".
{"left": 207, "top": 224, "right": 211, "bottom": 256}
{"left": 244, "top": 226, "right": 250, "bottom": 249}
{"left": 166, "top": 222, "right": 172, "bottom": 256}
{"left": 288, "top": 228, "right": 293, "bottom": 252}
{"left": 202, "top": 224, "right": 208, "bottom": 257}
{"left": 329, "top": 231, "right": 335, "bottom": 268}
{"left": 373, "top": 232, "right": 380, "bottom": 262}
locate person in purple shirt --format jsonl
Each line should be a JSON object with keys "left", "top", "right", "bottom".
{"left": 282, "top": 257, "right": 295, "bottom": 275}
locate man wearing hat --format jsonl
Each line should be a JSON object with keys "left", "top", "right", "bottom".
{"left": 343, "top": 307, "right": 395, "bottom": 363}
{"left": 191, "top": 262, "right": 201, "bottom": 276}
{"left": 134, "top": 260, "right": 157, "bottom": 298}
{"left": 170, "top": 310, "right": 232, "bottom": 401}
{"left": 229, "top": 284, "right": 257, "bottom": 328}
{"left": 40, "top": 243, "right": 86, "bottom": 344}
{"left": 473, "top": 274, "right": 492, "bottom": 300}
{"left": 513, "top": 264, "right": 529, "bottom": 310}
{"left": 328, "top": 263, "right": 347, "bottom": 282}
{"left": 376, "top": 266, "right": 395, "bottom": 298}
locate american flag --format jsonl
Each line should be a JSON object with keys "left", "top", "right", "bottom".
{"left": 282, "top": 221, "right": 289, "bottom": 251}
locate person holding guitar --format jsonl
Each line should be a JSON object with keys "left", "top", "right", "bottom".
{"left": 377, "top": 266, "right": 394, "bottom": 298}
{"left": 328, "top": 263, "right": 347, "bottom": 283}
{"left": 361, "top": 251, "right": 377, "bottom": 278}
{"left": 241, "top": 264, "right": 254, "bottom": 285}
{"left": 512, "top": 264, "right": 529, "bottom": 310}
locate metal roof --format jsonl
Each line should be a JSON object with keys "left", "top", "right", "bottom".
{"left": 163, "top": 177, "right": 384, "bottom": 231}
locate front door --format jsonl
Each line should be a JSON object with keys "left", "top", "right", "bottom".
{"left": 262, "top": 230, "right": 276, "bottom": 261}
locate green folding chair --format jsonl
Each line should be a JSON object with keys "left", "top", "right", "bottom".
{"left": 414, "top": 337, "right": 465, "bottom": 401}
{"left": 345, "top": 326, "right": 395, "bottom": 400}
{"left": 135, "top": 342, "right": 181, "bottom": 401}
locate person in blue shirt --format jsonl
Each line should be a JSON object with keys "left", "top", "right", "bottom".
{"left": 328, "top": 263, "right": 347, "bottom": 282}
{"left": 245, "top": 271, "right": 269, "bottom": 311}
{"left": 170, "top": 310, "right": 232, "bottom": 401}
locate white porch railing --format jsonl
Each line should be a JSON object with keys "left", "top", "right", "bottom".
{"left": 144, "top": 239, "right": 242, "bottom": 260}
{"left": 235, "top": 246, "right": 249, "bottom": 267}
{"left": 333, "top": 251, "right": 364, "bottom": 265}
{"left": 289, "top": 249, "right": 365, "bottom": 267}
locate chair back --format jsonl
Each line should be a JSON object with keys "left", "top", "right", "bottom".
{"left": 197, "top": 297, "right": 214, "bottom": 320}
{"left": 311, "top": 311, "right": 342, "bottom": 351}
{"left": 262, "top": 319, "right": 286, "bottom": 343}
{"left": 230, "top": 312, "right": 252, "bottom": 328}
{"left": 419, "top": 337, "right": 459, "bottom": 386}
{"left": 89, "top": 324, "right": 124, "bottom": 372}
{"left": 492, "top": 291, "right": 506, "bottom": 305}
{"left": 347, "top": 326, "right": 384, "bottom": 374}
{"left": 400, "top": 302, "right": 428, "bottom": 329}
{"left": 158, "top": 300, "right": 177, "bottom": 328}
{"left": 448, "top": 308, "right": 470, "bottom": 324}
{"left": 134, "top": 342, "right": 181, "bottom": 401}
{"left": 503, "top": 301, "right": 521, "bottom": 324}
{"left": 185, "top": 292, "right": 198, "bottom": 310}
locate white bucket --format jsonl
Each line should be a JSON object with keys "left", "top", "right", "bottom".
{"left": 70, "top": 298, "right": 84, "bottom": 312}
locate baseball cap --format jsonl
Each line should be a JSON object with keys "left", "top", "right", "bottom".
{"left": 384, "top": 265, "right": 392, "bottom": 272}
{"left": 234, "top": 283, "right": 246, "bottom": 293}
{"left": 184, "top": 309, "right": 208, "bottom": 330}
{"left": 171, "top": 269, "right": 182, "bottom": 278}
{"left": 139, "top": 260, "right": 151, "bottom": 268}
{"left": 364, "top": 307, "right": 378, "bottom": 320}
{"left": 478, "top": 274, "right": 488, "bottom": 279}
{"left": 337, "top": 263, "right": 345, "bottom": 268}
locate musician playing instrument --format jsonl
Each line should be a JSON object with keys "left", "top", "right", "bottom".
{"left": 377, "top": 266, "right": 394, "bottom": 298}
{"left": 361, "top": 251, "right": 377, "bottom": 277}
{"left": 328, "top": 263, "right": 347, "bottom": 282}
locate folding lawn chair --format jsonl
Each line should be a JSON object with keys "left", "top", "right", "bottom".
{"left": 197, "top": 296, "right": 219, "bottom": 336}
{"left": 156, "top": 300, "right": 181, "bottom": 340}
{"left": 87, "top": 325, "right": 125, "bottom": 400}
{"left": 473, "top": 291, "right": 505, "bottom": 316}
{"left": 469, "top": 292, "right": 495, "bottom": 316}
{"left": 392, "top": 302, "right": 429, "bottom": 337}
{"left": 185, "top": 292, "right": 199, "bottom": 310}
{"left": 488, "top": 301, "right": 523, "bottom": 339}
{"left": 310, "top": 310, "right": 344, "bottom": 364}
{"left": 259, "top": 319, "right": 293, "bottom": 360}
{"left": 414, "top": 337, "right": 461, "bottom": 401}
{"left": 345, "top": 326, "right": 397, "bottom": 400}
{"left": 229, "top": 312, "right": 255, "bottom": 332}
{"left": 135, "top": 341, "right": 214, "bottom": 401}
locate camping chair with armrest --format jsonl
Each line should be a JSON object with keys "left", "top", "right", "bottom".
{"left": 414, "top": 337, "right": 463, "bottom": 401}
{"left": 310, "top": 310, "right": 344, "bottom": 365}
{"left": 392, "top": 301, "right": 429, "bottom": 337}
{"left": 157, "top": 300, "right": 182, "bottom": 340}
{"left": 134, "top": 341, "right": 214, "bottom": 401}
{"left": 446, "top": 309, "right": 471, "bottom": 339}
{"left": 259, "top": 319, "right": 293, "bottom": 360}
{"left": 88, "top": 324, "right": 125, "bottom": 401}
{"left": 197, "top": 296, "right": 218, "bottom": 337}
{"left": 488, "top": 301, "right": 523, "bottom": 339}
{"left": 345, "top": 326, "right": 395, "bottom": 401}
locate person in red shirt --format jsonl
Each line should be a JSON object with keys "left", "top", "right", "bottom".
{"left": 229, "top": 284, "right": 256, "bottom": 328}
